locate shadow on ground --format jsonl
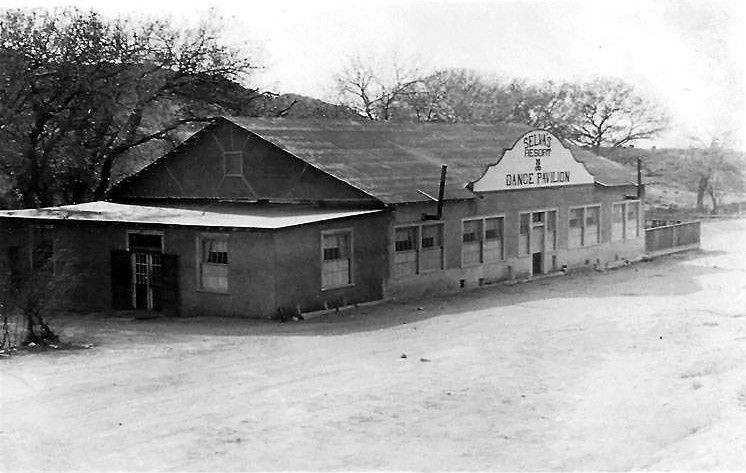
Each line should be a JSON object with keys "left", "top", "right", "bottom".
{"left": 46, "top": 248, "right": 729, "bottom": 346}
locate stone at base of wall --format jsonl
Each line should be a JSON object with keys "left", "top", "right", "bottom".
{"left": 644, "top": 243, "right": 700, "bottom": 259}
{"left": 300, "top": 298, "right": 390, "bottom": 320}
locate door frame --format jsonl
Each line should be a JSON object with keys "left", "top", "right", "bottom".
{"left": 519, "top": 207, "right": 559, "bottom": 275}
{"left": 126, "top": 230, "right": 164, "bottom": 311}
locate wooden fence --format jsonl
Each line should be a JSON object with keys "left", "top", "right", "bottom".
{"left": 644, "top": 221, "right": 700, "bottom": 256}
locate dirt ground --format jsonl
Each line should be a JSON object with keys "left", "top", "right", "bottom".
{"left": 2, "top": 219, "right": 746, "bottom": 471}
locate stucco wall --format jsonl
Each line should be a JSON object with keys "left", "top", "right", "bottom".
{"left": 0, "top": 210, "right": 391, "bottom": 318}
{"left": 385, "top": 183, "right": 644, "bottom": 299}
{"left": 272, "top": 211, "right": 390, "bottom": 315}
{"left": 0, "top": 219, "right": 128, "bottom": 312}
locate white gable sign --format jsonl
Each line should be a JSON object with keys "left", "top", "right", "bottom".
{"left": 471, "top": 130, "right": 594, "bottom": 192}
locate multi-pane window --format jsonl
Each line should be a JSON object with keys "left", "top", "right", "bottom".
{"left": 626, "top": 202, "right": 639, "bottom": 239}
{"left": 519, "top": 213, "right": 530, "bottom": 255}
{"left": 322, "top": 230, "right": 352, "bottom": 289}
{"left": 394, "top": 226, "right": 419, "bottom": 276}
{"left": 586, "top": 207, "right": 600, "bottom": 245}
{"left": 462, "top": 219, "right": 483, "bottom": 266}
{"left": 612, "top": 201, "right": 640, "bottom": 241}
{"left": 546, "top": 210, "right": 557, "bottom": 251}
{"left": 200, "top": 236, "right": 228, "bottom": 292}
{"left": 569, "top": 205, "right": 600, "bottom": 248}
{"left": 31, "top": 225, "right": 54, "bottom": 271}
{"left": 484, "top": 217, "right": 504, "bottom": 262}
{"left": 462, "top": 216, "right": 504, "bottom": 266}
{"left": 612, "top": 203, "right": 625, "bottom": 241}
{"left": 395, "top": 223, "right": 444, "bottom": 276}
{"left": 420, "top": 224, "right": 444, "bottom": 272}
{"left": 569, "top": 208, "right": 584, "bottom": 249}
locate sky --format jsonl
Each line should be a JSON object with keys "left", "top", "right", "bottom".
{"left": 2, "top": 0, "right": 745, "bottom": 150}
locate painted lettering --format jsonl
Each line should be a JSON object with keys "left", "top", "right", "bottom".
{"left": 523, "top": 132, "right": 552, "bottom": 149}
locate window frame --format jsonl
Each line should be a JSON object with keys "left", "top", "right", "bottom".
{"left": 568, "top": 204, "right": 601, "bottom": 248}
{"left": 460, "top": 214, "right": 506, "bottom": 268}
{"left": 223, "top": 151, "right": 244, "bottom": 177}
{"left": 625, "top": 200, "right": 640, "bottom": 239}
{"left": 611, "top": 200, "right": 641, "bottom": 242}
{"left": 126, "top": 230, "right": 164, "bottom": 253}
{"left": 321, "top": 228, "right": 354, "bottom": 290}
{"left": 196, "top": 233, "right": 230, "bottom": 294}
{"left": 517, "top": 207, "right": 559, "bottom": 257}
{"left": 393, "top": 222, "right": 445, "bottom": 277}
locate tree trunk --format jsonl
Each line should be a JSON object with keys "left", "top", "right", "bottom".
{"left": 708, "top": 187, "right": 719, "bottom": 215}
{"left": 92, "top": 153, "right": 114, "bottom": 201}
{"left": 696, "top": 175, "right": 709, "bottom": 213}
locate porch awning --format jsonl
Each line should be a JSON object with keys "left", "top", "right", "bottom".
{"left": 0, "top": 201, "right": 385, "bottom": 229}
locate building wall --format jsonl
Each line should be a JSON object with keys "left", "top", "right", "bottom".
{"left": 0, "top": 219, "right": 127, "bottom": 311}
{"left": 272, "top": 211, "right": 390, "bottom": 315}
{"left": 385, "top": 183, "right": 644, "bottom": 299}
{"left": 112, "top": 121, "right": 377, "bottom": 204}
{"left": 0, "top": 210, "right": 390, "bottom": 318}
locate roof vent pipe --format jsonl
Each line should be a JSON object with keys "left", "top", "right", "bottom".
{"left": 423, "top": 165, "right": 447, "bottom": 221}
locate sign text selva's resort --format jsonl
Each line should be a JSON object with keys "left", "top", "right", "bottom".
{"left": 470, "top": 130, "right": 594, "bottom": 192}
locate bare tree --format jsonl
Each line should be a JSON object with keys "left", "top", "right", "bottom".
{"left": 559, "top": 79, "right": 669, "bottom": 153}
{"left": 334, "top": 55, "right": 420, "bottom": 121}
{"left": 679, "top": 135, "right": 745, "bottom": 213}
{"left": 401, "top": 69, "right": 524, "bottom": 124}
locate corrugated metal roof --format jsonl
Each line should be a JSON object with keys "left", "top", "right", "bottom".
{"left": 570, "top": 147, "right": 638, "bottom": 187}
{"left": 0, "top": 201, "right": 385, "bottom": 229}
{"left": 224, "top": 117, "right": 637, "bottom": 203}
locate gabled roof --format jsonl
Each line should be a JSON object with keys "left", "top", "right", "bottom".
{"left": 223, "top": 117, "right": 637, "bottom": 204}
{"left": 0, "top": 201, "right": 384, "bottom": 229}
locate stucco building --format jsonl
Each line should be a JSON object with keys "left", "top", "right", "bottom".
{"left": 0, "top": 117, "right": 644, "bottom": 318}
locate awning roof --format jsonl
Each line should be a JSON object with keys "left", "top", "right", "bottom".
{"left": 0, "top": 201, "right": 385, "bottom": 229}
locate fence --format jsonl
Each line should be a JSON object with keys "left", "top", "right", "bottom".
{"left": 644, "top": 221, "right": 700, "bottom": 256}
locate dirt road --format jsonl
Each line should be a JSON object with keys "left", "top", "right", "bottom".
{"left": 2, "top": 220, "right": 746, "bottom": 471}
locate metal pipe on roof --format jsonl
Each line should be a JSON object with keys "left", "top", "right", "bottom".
{"left": 423, "top": 165, "right": 447, "bottom": 220}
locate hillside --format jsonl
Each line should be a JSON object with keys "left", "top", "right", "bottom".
{"left": 601, "top": 146, "right": 746, "bottom": 214}
{"left": 109, "top": 84, "right": 364, "bottom": 183}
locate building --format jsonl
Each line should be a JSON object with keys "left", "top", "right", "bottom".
{"left": 0, "top": 117, "right": 644, "bottom": 318}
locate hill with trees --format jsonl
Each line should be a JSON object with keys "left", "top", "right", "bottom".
{"left": 0, "top": 8, "right": 742, "bottom": 214}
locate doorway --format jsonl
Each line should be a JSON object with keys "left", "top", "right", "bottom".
{"left": 128, "top": 233, "right": 163, "bottom": 311}
{"left": 530, "top": 212, "right": 546, "bottom": 275}
{"left": 532, "top": 252, "right": 543, "bottom": 275}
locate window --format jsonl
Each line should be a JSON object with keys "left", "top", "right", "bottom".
{"left": 322, "top": 230, "right": 352, "bottom": 289}
{"left": 586, "top": 207, "right": 600, "bottom": 245}
{"left": 484, "top": 217, "right": 504, "bottom": 262}
{"left": 612, "top": 203, "right": 625, "bottom": 241}
{"left": 569, "top": 208, "right": 584, "bottom": 249}
{"left": 224, "top": 151, "right": 243, "bottom": 176}
{"left": 626, "top": 201, "right": 639, "bottom": 239}
{"left": 420, "top": 224, "right": 444, "bottom": 272}
{"left": 546, "top": 210, "right": 557, "bottom": 251}
{"left": 128, "top": 232, "right": 163, "bottom": 252}
{"left": 519, "top": 213, "right": 530, "bottom": 255}
{"left": 394, "top": 226, "right": 418, "bottom": 276}
{"left": 462, "top": 219, "right": 483, "bottom": 266}
{"left": 461, "top": 216, "right": 504, "bottom": 266}
{"left": 612, "top": 201, "right": 640, "bottom": 241}
{"left": 199, "top": 235, "right": 228, "bottom": 292}
{"left": 31, "top": 225, "right": 54, "bottom": 271}
{"left": 394, "top": 223, "right": 444, "bottom": 276}
{"left": 569, "top": 205, "right": 600, "bottom": 248}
